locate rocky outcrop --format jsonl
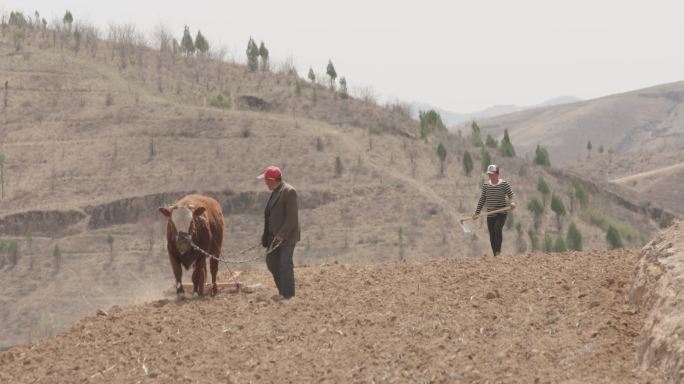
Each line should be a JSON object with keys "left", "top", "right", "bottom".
{"left": 236, "top": 95, "right": 271, "bottom": 111}
{"left": 629, "top": 220, "right": 684, "bottom": 382}
{"left": 0, "top": 189, "right": 338, "bottom": 235}
{"left": 86, "top": 189, "right": 337, "bottom": 229}
{"left": 0, "top": 209, "right": 86, "bottom": 236}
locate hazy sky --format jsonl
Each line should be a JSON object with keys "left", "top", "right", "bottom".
{"left": 2, "top": 0, "right": 684, "bottom": 112}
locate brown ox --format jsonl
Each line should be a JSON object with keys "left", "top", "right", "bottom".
{"left": 159, "top": 194, "right": 224, "bottom": 297}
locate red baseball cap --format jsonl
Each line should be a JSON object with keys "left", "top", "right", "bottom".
{"left": 257, "top": 166, "right": 282, "bottom": 180}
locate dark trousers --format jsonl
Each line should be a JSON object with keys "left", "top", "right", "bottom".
{"left": 486, "top": 213, "right": 507, "bottom": 256}
{"left": 266, "top": 245, "right": 295, "bottom": 298}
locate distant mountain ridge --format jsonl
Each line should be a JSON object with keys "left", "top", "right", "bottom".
{"left": 472, "top": 80, "right": 684, "bottom": 164}
{"left": 412, "top": 96, "right": 582, "bottom": 126}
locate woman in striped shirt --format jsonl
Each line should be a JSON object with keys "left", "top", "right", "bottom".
{"left": 472, "top": 164, "right": 516, "bottom": 256}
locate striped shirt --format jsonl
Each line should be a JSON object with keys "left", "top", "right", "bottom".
{"left": 475, "top": 180, "right": 515, "bottom": 215}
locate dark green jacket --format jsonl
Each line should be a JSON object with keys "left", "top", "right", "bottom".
{"left": 262, "top": 182, "right": 300, "bottom": 247}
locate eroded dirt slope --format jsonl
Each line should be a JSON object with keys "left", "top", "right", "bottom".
{"left": 0, "top": 250, "right": 665, "bottom": 383}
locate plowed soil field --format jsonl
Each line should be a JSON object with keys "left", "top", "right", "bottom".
{"left": 0, "top": 251, "right": 665, "bottom": 383}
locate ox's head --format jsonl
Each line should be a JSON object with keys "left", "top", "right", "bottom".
{"left": 159, "top": 204, "right": 206, "bottom": 255}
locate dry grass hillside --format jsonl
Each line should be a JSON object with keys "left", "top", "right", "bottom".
{"left": 470, "top": 81, "right": 684, "bottom": 165}
{"left": 469, "top": 81, "right": 684, "bottom": 223}
{"left": 0, "top": 19, "right": 670, "bottom": 351}
{"left": 567, "top": 150, "right": 684, "bottom": 217}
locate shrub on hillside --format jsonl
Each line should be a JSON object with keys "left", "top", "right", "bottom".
{"left": 208, "top": 92, "right": 231, "bottom": 109}
{"left": 516, "top": 223, "right": 527, "bottom": 253}
{"left": 527, "top": 227, "right": 539, "bottom": 251}
{"left": 6, "top": 240, "right": 20, "bottom": 267}
{"left": 534, "top": 145, "right": 551, "bottom": 167}
{"left": 658, "top": 212, "right": 672, "bottom": 229}
{"left": 552, "top": 237, "right": 567, "bottom": 253}
{"left": 606, "top": 225, "right": 624, "bottom": 249}
{"left": 580, "top": 209, "right": 643, "bottom": 244}
{"left": 53, "top": 244, "right": 61, "bottom": 274}
{"left": 566, "top": 222, "right": 583, "bottom": 251}
{"left": 485, "top": 134, "right": 498, "bottom": 148}
{"left": 481, "top": 149, "right": 492, "bottom": 172}
{"left": 574, "top": 183, "right": 588, "bottom": 208}
{"left": 339, "top": 77, "right": 348, "bottom": 99}
{"left": 543, "top": 234, "right": 554, "bottom": 252}
{"left": 419, "top": 110, "right": 446, "bottom": 139}
{"left": 335, "top": 156, "right": 344, "bottom": 177}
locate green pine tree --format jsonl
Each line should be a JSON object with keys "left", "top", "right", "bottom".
{"left": 339, "top": 77, "right": 348, "bottom": 99}
{"left": 471, "top": 121, "right": 483, "bottom": 147}
{"left": 436, "top": 143, "right": 447, "bottom": 175}
{"left": 463, "top": 150, "right": 473, "bottom": 176}
{"left": 485, "top": 134, "right": 498, "bottom": 149}
{"left": 307, "top": 67, "right": 316, "bottom": 101}
{"left": 181, "top": 26, "right": 195, "bottom": 56}
{"left": 326, "top": 60, "right": 337, "bottom": 90}
{"left": 527, "top": 197, "right": 544, "bottom": 230}
{"left": 481, "top": 149, "right": 492, "bottom": 172}
{"left": 246, "top": 37, "right": 259, "bottom": 71}
{"left": 499, "top": 129, "right": 516, "bottom": 157}
{"left": 194, "top": 30, "right": 209, "bottom": 55}
{"left": 534, "top": 144, "right": 551, "bottom": 167}
{"left": 258, "top": 41, "right": 269, "bottom": 71}
{"left": 537, "top": 176, "right": 550, "bottom": 206}
{"left": 63, "top": 10, "right": 73, "bottom": 32}
{"left": 550, "top": 194, "right": 566, "bottom": 231}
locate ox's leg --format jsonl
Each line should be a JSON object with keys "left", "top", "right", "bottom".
{"left": 169, "top": 253, "right": 184, "bottom": 297}
{"left": 209, "top": 255, "right": 219, "bottom": 296}
{"left": 211, "top": 233, "right": 223, "bottom": 296}
{"left": 192, "top": 257, "right": 207, "bottom": 297}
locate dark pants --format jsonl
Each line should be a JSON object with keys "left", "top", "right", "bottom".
{"left": 487, "top": 213, "right": 507, "bottom": 256}
{"left": 266, "top": 245, "right": 295, "bottom": 298}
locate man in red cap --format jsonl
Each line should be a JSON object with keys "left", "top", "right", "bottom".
{"left": 258, "top": 165, "right": 300, "bottom": 300}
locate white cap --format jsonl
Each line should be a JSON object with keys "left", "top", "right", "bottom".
{"left": 486, "top": 164, "right": 499, "bottom": 174}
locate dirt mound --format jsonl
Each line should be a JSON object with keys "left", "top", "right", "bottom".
{"left": 630, "top": 220, "right": 684, "bottom": 381}
{"left": 0, "top": 251, "right": 666, "bottom": 383}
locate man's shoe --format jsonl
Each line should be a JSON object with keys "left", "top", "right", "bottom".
{"left": 271, "top": 294, "right": 284, "bottom": 302}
